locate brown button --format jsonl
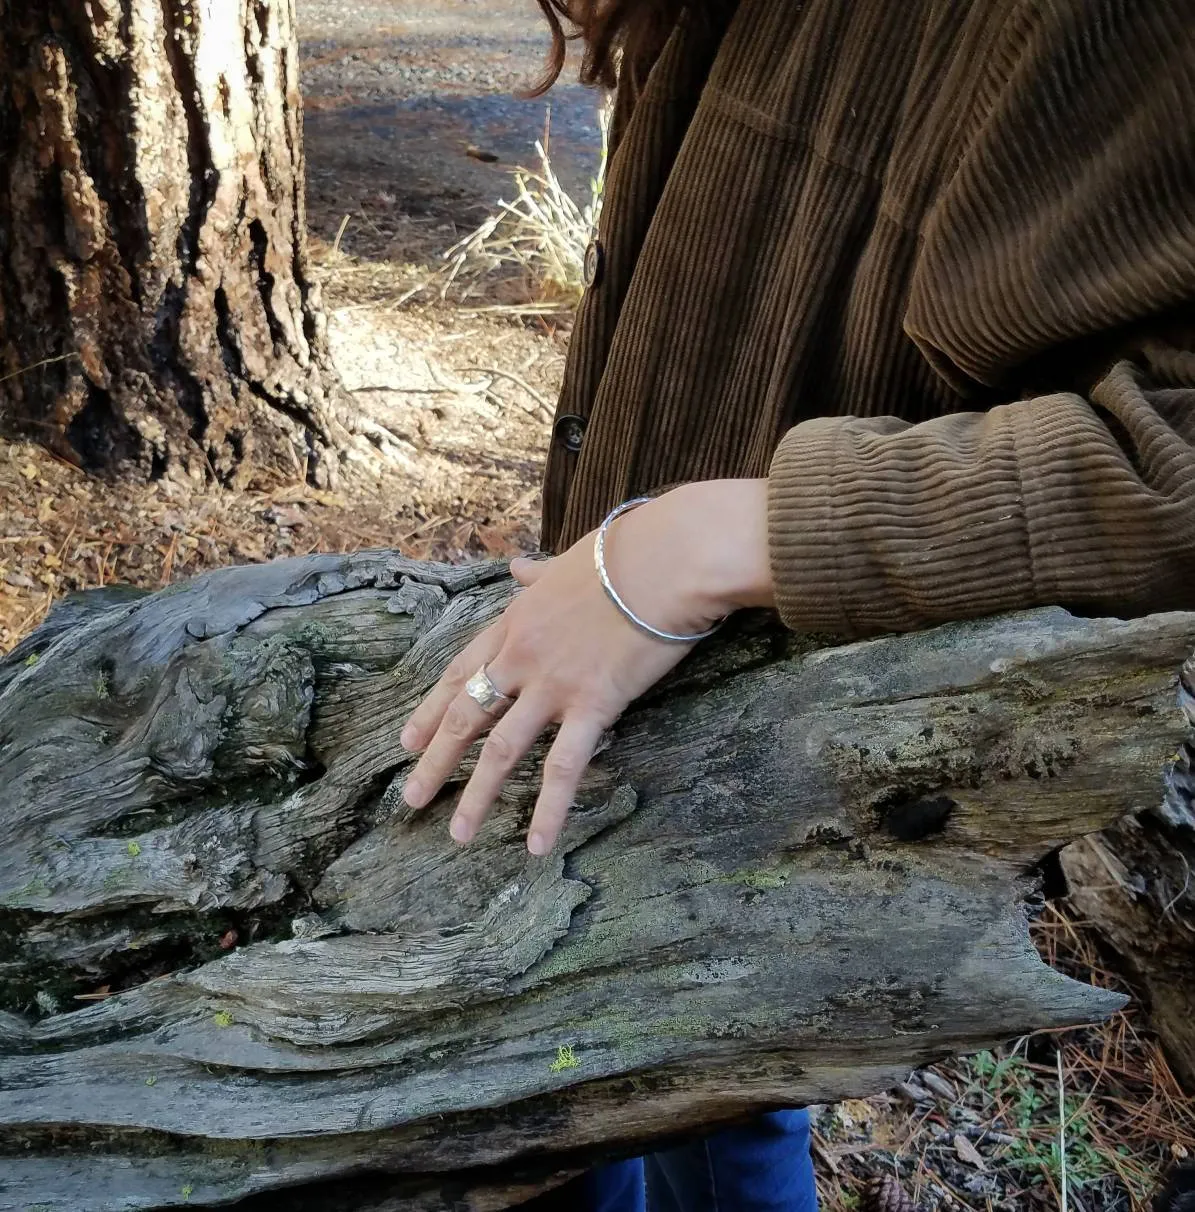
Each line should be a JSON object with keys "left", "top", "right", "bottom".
{"left": 582, "top": 239, "right": 605, "bottom": 289}
{"left": 553, "top": 413, "right": 587, "bottom": 454}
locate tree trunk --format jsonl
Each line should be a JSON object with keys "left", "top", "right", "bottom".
{"left": 1060, "top": 662, "right": 1195, "bottom": 1089}
{"left": 1, "top": 554, "right": 1191, "bottom": 1210}
{"left": 0, "top": 0, "right": 342, "bottom": 487}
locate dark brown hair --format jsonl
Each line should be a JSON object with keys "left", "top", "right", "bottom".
{"left": 530, "top": 1, "right": 687, "bottom": 94}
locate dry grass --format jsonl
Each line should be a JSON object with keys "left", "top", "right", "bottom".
{"left": 302, "top": 101, "right": 610, "bottom": 321}
{"left": 1028, "top": 904, "right": 1195, "bottom": 1204}
{"left": 420, "top": 99, "right": 611, "bottom": 314}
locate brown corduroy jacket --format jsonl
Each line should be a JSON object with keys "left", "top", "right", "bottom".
{"left": 541, "top": 0, "right": 1195, "bottom": 636}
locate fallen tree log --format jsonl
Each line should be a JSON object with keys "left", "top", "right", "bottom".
{"left": 0, "top": 551, "right": 1192, "bottom": 1211}
{"left": 1060, "top": 656, "right": 1195, "bottom": 1089}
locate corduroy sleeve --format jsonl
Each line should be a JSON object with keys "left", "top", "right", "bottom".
{"left": 767, "top": 1, "right": 1195, "bottom": 636}
{"left": 769, "top": 341, "right": 1195, "bottom": 635}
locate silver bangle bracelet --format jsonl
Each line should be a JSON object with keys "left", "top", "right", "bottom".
{"left": 593, "top": 497, "right": 726, "bottom": 644}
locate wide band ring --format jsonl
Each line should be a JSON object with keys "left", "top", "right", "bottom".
{"left": 464, "top": 663, "right": 515, "bottom": 714}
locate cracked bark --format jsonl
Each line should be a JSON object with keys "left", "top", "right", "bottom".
{"left": 1, "top": 553, "right": 1192, "bottom": 1209}
{"left": 0, "top": 0, "right": 342, "bottom": 487}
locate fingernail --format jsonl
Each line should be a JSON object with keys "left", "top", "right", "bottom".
{"left": 450, "top": 815, "right": 472, "bottom": 844}
{"left": 400, "top": 724, "right": 419, "bottom": 751}
{"left": 527, "top": 831, "right": 549, "bottom": 856}
{"left": 403, "top": 777, "right": 427, "bottom": 809}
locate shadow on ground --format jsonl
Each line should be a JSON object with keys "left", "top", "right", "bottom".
{"left": 299, "top": 3, "right": 604, "bottom": 261}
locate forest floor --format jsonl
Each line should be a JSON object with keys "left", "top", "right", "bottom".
{"left": 0, "top": 2, "right": 1192, "bottom": 1209}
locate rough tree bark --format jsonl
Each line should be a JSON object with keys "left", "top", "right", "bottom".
{"left": 0, "top": 0, "right": 342, "bottom": 486}
{"left": 1, "top": 553, "right": 1192, "bottom": 1210}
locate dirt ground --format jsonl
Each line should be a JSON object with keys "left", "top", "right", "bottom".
{"left": 297, "top": 0, "right": 599, "bottom": 564}
{"left": 0, "top": 3, "right": 1192, "bottom": 1209}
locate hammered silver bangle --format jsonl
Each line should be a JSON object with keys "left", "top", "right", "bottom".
{"left": 593, "top": 497, "right": 725, "bottom": 644}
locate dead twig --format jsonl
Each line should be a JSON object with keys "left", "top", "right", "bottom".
{"left": 332, "top": 214, "right": 352, "bottom": 257}
{"left": 0, "top": 352, "right": 79, "bottom": 386}
{"left": 462, "top": 366, "right": 555, "bottom": 421}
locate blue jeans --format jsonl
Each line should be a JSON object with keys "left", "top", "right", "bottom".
{"left": 580, "top": 1109, "right": 818, "bottom": 1212}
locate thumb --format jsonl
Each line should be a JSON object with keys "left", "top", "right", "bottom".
{"left": 510, "top": 553, "right": 552, "bottom": 586}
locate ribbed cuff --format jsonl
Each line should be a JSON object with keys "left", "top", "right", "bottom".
{"left": 767, "top": 409, "right": 1041, "bottom": 638}
{"left": 767, "top": 418, "right": 854, "bottom": 635}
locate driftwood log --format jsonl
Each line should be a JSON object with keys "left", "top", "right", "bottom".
{"left": 1, "top": 551, "right": 1193, "bottom": 1211}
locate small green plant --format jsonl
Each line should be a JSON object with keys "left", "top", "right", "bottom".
{"left": 212, "top": 1010, "right": 234, "bottom": 1028}
{"left": 549, "top": 1044, "right": 580, "bottom": 1073}
{"left": 1015, "top": 1080, "right": 1044, "bottom": 1127}
{"left": 968, "top": 1048, "right": 1031, "bottom": 1098}
{"left": 125, "top": 840, "right": 141, "bottom": 857}
{"left": 970, "top": 1048, "right": 1113, "bottom": 1195}
{"left": 180, "top": 1184, "right": 194, "bottom": 1200}
{"left": 1008, "top": 1130, "right": 1106, "bottom": 1190}
{"left": 970, "top": 1048, "right": 997, "bottom": 1077}
{"left": 24, "top": 652, "right": 38, "bottom": 667}
{"left": 145, "top": 1075, "right": 157, "bottom": 1087}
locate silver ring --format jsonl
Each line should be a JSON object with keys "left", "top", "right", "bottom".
{"left": 464, "top": 663, "right": 514, "bottom": 714}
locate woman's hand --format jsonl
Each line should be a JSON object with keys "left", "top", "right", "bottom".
{"left": 400, "top": 479, "right": 774, "bottom": 854}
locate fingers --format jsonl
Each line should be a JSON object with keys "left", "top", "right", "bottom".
{"left": 409, "top": 691, "right": 606, "bottom": 856}
{"left": 510, "top": 555, "right": 552, "bottom": 587}
{"left": 526, "top": 714, "right": 608, "bottom": 856}
{"left": 402, "top": 636, "right": 513, "bottom": 812}
{"left": 401, "top": 550, "right": 623, "bottom": 851}
{"left": 450, "top": 694, "right": 553, "bottom": 844}
{"left": 402, "top": 689, "right": 493, "bottom": 811}
{"left": 400, "top": 627, "right": 502, "bottom": 754}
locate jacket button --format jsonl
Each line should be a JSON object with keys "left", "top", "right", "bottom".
{"left": 582, "top": 239, "right": 605, "bottom": 289}
{"left": 553, "top": 413, "right": 587, "bottom": 454}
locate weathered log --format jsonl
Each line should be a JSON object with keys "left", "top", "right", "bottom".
{"left": 0, "top": 551, "right": 1191, "bottom": 1210}
{"left": 1060, "top": 655, "right": 1195, "bottom": 1089}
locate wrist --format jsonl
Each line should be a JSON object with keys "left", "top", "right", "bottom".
{"left": 657, "top": 480, "right": 775, "bottom": 616}
{"left": 597, "top": 481, "right": 775, "bottom": 638}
